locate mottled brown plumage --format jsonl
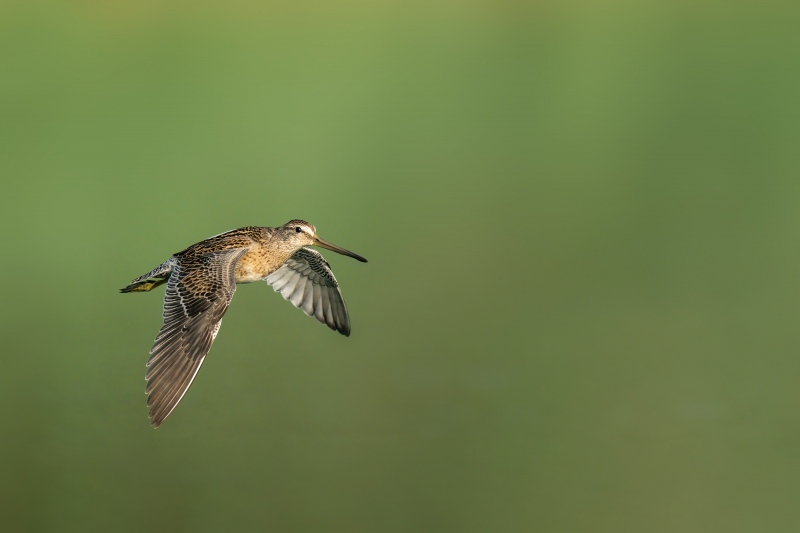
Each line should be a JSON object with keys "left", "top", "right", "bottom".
{"left": 121, "top": 220, "right": 367, "bottom": 428}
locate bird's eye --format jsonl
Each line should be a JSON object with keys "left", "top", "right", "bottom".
{"left": 295, "top": 227, "right": 302, "bottom": 233}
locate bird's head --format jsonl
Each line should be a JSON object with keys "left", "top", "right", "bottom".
{"left": 279, "top": 219, "right": 367, "bottom": 263}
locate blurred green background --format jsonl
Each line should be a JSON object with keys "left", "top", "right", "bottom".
{"left": 2, "top": 1, "right": 800, "bottom": 531}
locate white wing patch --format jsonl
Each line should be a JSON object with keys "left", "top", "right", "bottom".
{"left": 264, "top": 247, "right": 351, "bottom": 336}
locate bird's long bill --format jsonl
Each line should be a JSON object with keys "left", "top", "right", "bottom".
{"left": 313, "top": 236, "right": 368, "bottom": 263}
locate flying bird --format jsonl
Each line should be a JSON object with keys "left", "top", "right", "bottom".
{"left": 121, "top": 220, "right": 367, "bottom": 428}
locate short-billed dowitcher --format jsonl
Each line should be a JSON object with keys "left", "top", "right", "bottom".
{"left": 121, "top": 220, "right": 367, "bottom": 428}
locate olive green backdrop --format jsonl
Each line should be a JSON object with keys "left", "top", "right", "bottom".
{"left": 2, "top": 1, "right": 799, "bottom": 531}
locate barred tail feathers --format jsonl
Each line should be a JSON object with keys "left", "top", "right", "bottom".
{"left": 120, "top": 259, "right": 175, "bottom": 293}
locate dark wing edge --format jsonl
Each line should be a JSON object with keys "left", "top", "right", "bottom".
{"left": 145, "top": 247, "right": 249, "bottom": 428}
{"left": 264, "top": 247, "right": 351, "bottom": 336}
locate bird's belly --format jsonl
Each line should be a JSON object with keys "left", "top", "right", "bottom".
{"left": 234, "top": 272, "right": 262, "bottom": 283}
{"left": 234, "top": 258, "right": 269, "bottom": 283}
{"left": 234, "top": 246, "right": 290, "bottom": 283}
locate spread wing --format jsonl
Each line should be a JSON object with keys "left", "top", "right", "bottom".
{"left": 264, "top": 247, "right": 351, "bottom": 336}
{"left": 145, "top": 247, "right": 249, "bottom": 428}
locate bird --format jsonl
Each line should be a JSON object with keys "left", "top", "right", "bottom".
{"left": 121, "top": 220, "right": 367, "bottom": 428}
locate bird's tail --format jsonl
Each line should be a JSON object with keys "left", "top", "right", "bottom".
{"left": 120, "top": 259, "right": 175, "bottom": 293}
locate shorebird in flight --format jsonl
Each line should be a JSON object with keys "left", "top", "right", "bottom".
{"left": 121, "top": 220, "right": 367, "bottom": 427}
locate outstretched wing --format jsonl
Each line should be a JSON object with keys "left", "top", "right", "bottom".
{"left": 264, "top": 247, "right": 351, "bottom": 336}
{"left": 145, "top": 247, "right": 249, "bottom": 428}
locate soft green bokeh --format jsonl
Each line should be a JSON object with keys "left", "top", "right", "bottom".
{"left": 2, "top": 1, "right": 799, "bottom": 531}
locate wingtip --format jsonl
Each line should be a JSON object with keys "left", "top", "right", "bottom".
{"left": 149, "top": 413, "right": 164, "bottom": 428}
